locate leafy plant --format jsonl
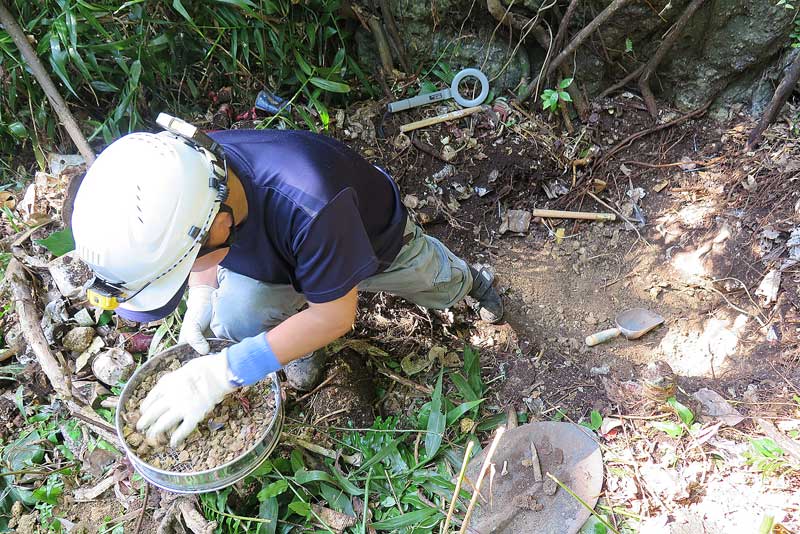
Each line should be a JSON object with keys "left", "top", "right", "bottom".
{"left": 581, "top": 410, "right": 603, "bottom": 433}
{"left": 199, "top": 345, "right": 497, "bottom": 533}
{"left": 625, "top": 37, "right": 634, "bottom": 54}
{"left": 35, "top": 228, "right": 75, "bottom": 257}
{"left": 745, "top": 438, "right": 796, "bottom": 477}
{"left": 650, "top": 397, "right": 700, "bottom": 438}
{"left": 541, "top": 78, "right": 573, "bottom": 112}
{"left": 0, "top": 0, "right": 366, "bottom": 171}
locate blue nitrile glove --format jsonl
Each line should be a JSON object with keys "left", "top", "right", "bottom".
{"left": 225, "top": 333, "right": 282, "bottom": 387}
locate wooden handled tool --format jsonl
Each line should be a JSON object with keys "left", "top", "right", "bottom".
{"left": 400, "top": 105, "right": 484, "bottom": 133}
{"left": 532, "top": 209, "right": 616, "bottom": 221}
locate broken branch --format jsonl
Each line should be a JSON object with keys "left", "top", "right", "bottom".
{"left": 442, "top": 440, "right": 475, "bottom": 534}
{"left": 7, "top": 258, "right": 70, "bottom": 398}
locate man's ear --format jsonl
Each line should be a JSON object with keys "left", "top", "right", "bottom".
{"left": 213, "top": 208, "right": 233, "bottom": 229}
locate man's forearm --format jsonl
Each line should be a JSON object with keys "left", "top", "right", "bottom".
{"left": 223, "top": 287, "right": 357, "bottom": 386}
{"left": 267, "top": 296, "right": 356, "bottom": 364}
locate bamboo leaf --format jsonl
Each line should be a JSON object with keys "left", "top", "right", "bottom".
{"left": 371, "top": 507, "right": 440, "bottom": 530}
{"left": 424, "top": 373, "right": 445, "bottom": 460}
{"left": 309, "top": 77, "right": 350, "bottom": 93}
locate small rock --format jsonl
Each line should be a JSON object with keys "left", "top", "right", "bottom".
{"left": 48, "top": 251, "right": 92, "bottom": 299}
{"left": 127, "top": 432, "right": 144, "bottom": 448}
{"left": 392, "top": 133, "right": 411, "bottom": 151}
{"left": 499, "top": 209, "right": 531, "bottom": 234}
{"left": 585, "top": 313, "right": 598, "bottom": 326}
{"left": 73, "top": 308, "right": 95, "bottom": 326}
{"left": 488, "top": 169, "right": 499, "bottom": 183}
{"left": 590, "top": 365, "right": 610, "bottom": 376}
{"left": 75, "top": 336, "right": 105, "bottom": 372}
{"left": 92, "top": 348, "right": 135, "bottom": 386}
{"left": 431, "top": 164, "right": 455, "bottom": 182}
{"left": 62, "top": 327, "right": 95, "bottom": 353}
{"left": 402, "top": 194, "right": 419, "bottom": 209}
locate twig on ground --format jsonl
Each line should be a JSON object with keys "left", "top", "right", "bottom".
{"left": 459, "top": 427, "right": 505, "bottom": 534}
{"left": 7, "top": 258, "right": 70, "bottom": 397}
{"left": 442, "top": 440, "right": 475, "bottom": 534}
{"left": 586, "top": 192, "right": 650, "bottom": 246}
{"left": 599, "top": 65, "right": 645, "bottom": 98}
{"left": 374, "top": 366, "right": 433, "bottom": 395}
{"left": 593, "top": 99, "right": 713, "bottom": 169}
{"left": 294, "top": 370, "right": 340, "bottom": 403}
{"left": 133, "top": 481, "right": 150, "bottom": 534}
{"left": 281, "top": 433, "right": 362, "bottom": 467}
{"left": 746, "top": 51, "right": 800, "bottom": 150}
{"left": 592, "top": 98, "right": 714, "bottom": 168}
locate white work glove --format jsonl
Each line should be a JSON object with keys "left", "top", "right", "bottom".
{"left": 178, "top": 285, "right": 215, "bottom": 355}
{"left": 136, "top": 352, "right": 236, "bottom": 447}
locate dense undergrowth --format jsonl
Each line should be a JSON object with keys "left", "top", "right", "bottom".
{"left": 0, "top": 0, "right": 368, "bottom": 183}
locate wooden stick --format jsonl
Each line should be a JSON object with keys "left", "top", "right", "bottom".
{"left": 442, "top": 440, "right": 475, "bottom": 534}
{"left": 0, "top": 2, "right": 95, "bottom": 165}
{"left": 400, "top": 106, "right": 484, "bottom": 133}
{"left": 532, "top": 209, "right": 616, "bottom": 221}
{"left": 366, "top": 15, "right": 394, "bottom": 75}
{"left": 459, "top": 427, "right": 506, "bottom": 534}
{"left": 7, "top": 258, "right": 70, "bottom": 398}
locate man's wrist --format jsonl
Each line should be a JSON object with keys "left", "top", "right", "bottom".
{"left": 224, "top": 334, "right": 281, "bottom": 386}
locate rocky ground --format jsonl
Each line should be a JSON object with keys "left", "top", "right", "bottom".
{"left": 314, "top": 95, "right": 800, "bottom": 531}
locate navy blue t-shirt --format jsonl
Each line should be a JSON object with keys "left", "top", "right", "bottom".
{"left": 213, "top": 129, "right": 407, "bottom": 302}
{"left": 117, "top": 129, "right": 407, "bottom": 322}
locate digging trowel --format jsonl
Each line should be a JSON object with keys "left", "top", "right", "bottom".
{"left": 585, "top": 308, "right": 664, "bottom": 346}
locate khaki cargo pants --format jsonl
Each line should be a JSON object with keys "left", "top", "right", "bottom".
{"left": 210, "top": 218, "right": 473, "bottom": 341}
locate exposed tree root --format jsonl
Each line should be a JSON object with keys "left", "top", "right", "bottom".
{"left": 639, "top": 0, "right": 707, "bottom": 119}
{"left": 746, "top": 51, "right": 800, "bottom": 150}
{"left": 593, "top": 99, "right": 713, "bottom": 169}
{"left": 521, "top": 0, "right": 632, "bottom": 103}
{"left": 486, "top": 0, "right": 588, "bottom": 118}
{"left": 553, "top": 0, "right": 579, "bottom": 54}
{"left": 599, "top": 64, "right": 645, "bottom": 99}
{"left": 379, "top": 0, "right": 410, "bottom": 73}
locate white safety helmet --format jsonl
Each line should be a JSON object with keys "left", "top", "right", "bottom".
{"left": 72, "top": 114, "right": 228, "bottom": 314}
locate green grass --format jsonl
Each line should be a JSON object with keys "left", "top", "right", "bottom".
{"left": 198, "top": 344, "right": 502, "bottom": 533}
{"left": 0, "top": 0, "right": 367, "bottom": 182}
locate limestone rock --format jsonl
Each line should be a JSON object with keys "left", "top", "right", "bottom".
{"left": 92, "top": 348, "right": 135, "bottom": 386}
{"left": 48, "top": 251, "right": 91, "bottom": 299}
{"left": 62, "top": 327, "right": 95, "bottom": 353}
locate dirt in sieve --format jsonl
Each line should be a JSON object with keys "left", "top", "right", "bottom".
{"left": 120, "top": 357, "right": 276, "bottom": 472}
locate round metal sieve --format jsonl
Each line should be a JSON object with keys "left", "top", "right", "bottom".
{"left": 115, "top": 339, "right": 284, "bottom": 493}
